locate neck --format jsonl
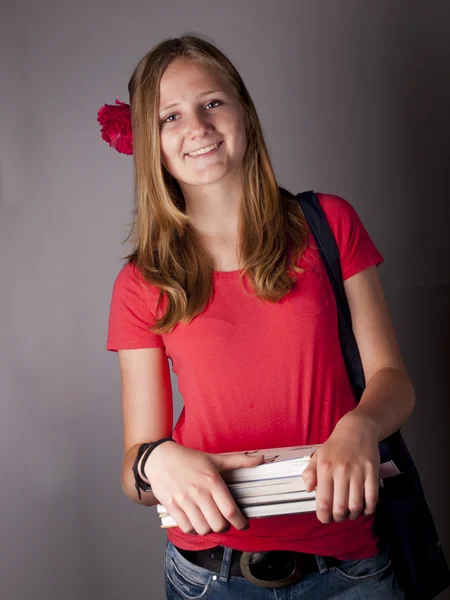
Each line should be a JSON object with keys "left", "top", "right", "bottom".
{"left": 180, "top": 174, "right": 242, "bottom": 240}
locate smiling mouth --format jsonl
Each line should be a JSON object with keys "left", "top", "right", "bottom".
{"left": 185, "top": 141, "right": 223, "bottom": 157}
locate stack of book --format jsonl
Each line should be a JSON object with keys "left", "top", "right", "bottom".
{"left": 157, "top": 444, "right": 401, "bottom": 528}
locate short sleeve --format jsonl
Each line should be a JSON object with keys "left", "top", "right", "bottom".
{"left": 316, "top": 193, "right": 384, "bottom": 280}
{"left": 106, "top": 262, "right": 165, "bottom": 352}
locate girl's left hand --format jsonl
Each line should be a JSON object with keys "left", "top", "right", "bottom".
{"left": 301, "top": 412, "right": 381, "bottom": 524}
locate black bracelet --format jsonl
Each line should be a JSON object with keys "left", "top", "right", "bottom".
{"left": 132, "top": 438, "right": 174, "bottom": 500}
{"left": 140, "top": 437, "right": 174, "bottom": 482}
{"left": 132, "top": 443, "right": 152, "bottom": 500}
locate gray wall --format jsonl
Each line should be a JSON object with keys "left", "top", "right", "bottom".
{"left": 1, "top": 1, "right": 449, "bottom": 598}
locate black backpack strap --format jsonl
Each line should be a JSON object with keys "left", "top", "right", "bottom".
{"left": 296, "top": 190, "right": 366, "bottom": 401}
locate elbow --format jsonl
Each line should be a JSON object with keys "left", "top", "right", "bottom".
{"left": 121, "top": 477, "right": 158, "bottom": 507}
{"left": 121, "top": 469, "right": 140, "bottom": 504}
{"left": 121, "top": 480, "right": 146, "bottom": 505}
{"left": 121, "top": 478, "right": 137, "bottom": 502}
{"left": 402, "top": 370, "right": 416, "bottom": 420}
{"left": 408, "top": 386, "right": 416, "bottom": 417}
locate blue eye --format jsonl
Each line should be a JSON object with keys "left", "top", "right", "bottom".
{"left": 205, "top": 100, "right": 221, "bottom": 109}
{"left": 161, "top": 100, "right": 222, "bottom": 124}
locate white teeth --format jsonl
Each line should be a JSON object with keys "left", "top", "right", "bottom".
{"left": 188, "top": 142, "right": 220, "bottom": 156}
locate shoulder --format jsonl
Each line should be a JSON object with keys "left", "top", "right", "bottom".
{"left": 107, "top": 261, "right": 165, "bottom": 350}
{"left": 314, "top": 192, "right": 359, "bottom": 222}
{"left": 113, "top": 261, "right": 138, "bottom": 286}
{"left": 111, "top": 261, "right": 140, "bottom": 300}
{"left": 313, "top": 192, "right": 368, "bottom": 239}
{"left": 112, "top": 261, "right": 159, "bottom": 297}
{"left": 312, "top": 192, "right": 383, "bottom": 279}
{"left": 109, "top": 261, "right": 163, "bottom": 317}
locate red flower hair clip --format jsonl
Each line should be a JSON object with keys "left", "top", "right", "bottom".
{"left": 97, "top": 99, "right": 133, "bottom": 155}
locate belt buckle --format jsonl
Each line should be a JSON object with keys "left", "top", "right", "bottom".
{"left": 239, "top": 551, "right": 304, "bottom": 589}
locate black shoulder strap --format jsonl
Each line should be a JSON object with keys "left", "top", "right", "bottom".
{"left": 296, "top": 190, "right": 366, "bottom": 401}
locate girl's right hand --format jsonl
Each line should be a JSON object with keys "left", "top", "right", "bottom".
{"left": 143, "top": 441, "right": 264, "bottom": 535}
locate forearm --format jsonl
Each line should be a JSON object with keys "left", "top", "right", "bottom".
{"left": 338, "top": 367, "right": 416, "bottom": 442}
{"left": 121, "top": 444, "right": 159, "bottom": 507}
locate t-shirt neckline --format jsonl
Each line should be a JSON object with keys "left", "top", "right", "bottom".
{"left": 212, "top": 268, "right": 244, "bottom": 279}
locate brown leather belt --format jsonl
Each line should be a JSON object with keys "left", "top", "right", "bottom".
{"left": 175, "top": 544, "right": 342, "bottom": 589}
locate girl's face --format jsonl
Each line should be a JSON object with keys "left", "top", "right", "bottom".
{"left": 158, "top": 58, "right": 247, "bottom": 188}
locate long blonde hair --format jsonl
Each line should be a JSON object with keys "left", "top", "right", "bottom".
{"left": 124, "top": 34, "right": 310, "bottom": 334}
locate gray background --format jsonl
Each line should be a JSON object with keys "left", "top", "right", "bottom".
{"left": 1, "top": 1, "right": 449, "bottom": 599}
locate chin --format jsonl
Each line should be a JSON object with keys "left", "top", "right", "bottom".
{"left": 179, "top": 166, "right": 235, "bottom": 187}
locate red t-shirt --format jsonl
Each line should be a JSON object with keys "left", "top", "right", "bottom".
{"left": 106, "top": 193, "right": 384, "bottom": 559}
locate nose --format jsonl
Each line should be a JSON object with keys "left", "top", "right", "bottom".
{"left": 185, "top": 109, "right": 212, "bottom": 138}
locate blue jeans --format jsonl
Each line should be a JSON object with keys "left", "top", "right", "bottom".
{"left": 164, "top": 540, "right": 405, "bottom": 599}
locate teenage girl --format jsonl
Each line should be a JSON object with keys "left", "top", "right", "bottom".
{"left": 106, "top": 35, "right": 413, "bottom": 599}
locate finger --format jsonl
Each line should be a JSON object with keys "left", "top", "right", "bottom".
{"left": 302, "top": 456, "right": 317, "bottom": 492}
{"left": 181, "top": 497, "right": 215, "bottom": 536}
{"left": 215, "top": 452, "right": 265, "bottom": 471}
{"left": 182, "top": 481, "right": 234, "bottom": 536}
{"left": 332, "top": 466, "right": 351, "bottom": 523}
{"left": 362, "top": 468, "right": 379, "bottom": 516}
{"left": 196, "top": 495, "right": 233, "bottom": 534}
{"left": 211, "top": 480, "right": 249, "bottom": 531}
{"left": 347, "top": 470, "right": 365, "bottom": 520}
{"left": 301, "top": 469, "right": 317, "bottom": 492}
{"left": 315, "top": 461, "right": 334, "bottom": 524}
{"left": 164, "top": 497, "right": 198, "bottom": 535}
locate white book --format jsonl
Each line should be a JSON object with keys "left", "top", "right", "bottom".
{"left": 239, "top": 499, "right": 318, "bottom": 518}
{"left": 155, "top": 442, "right": 403, "bottom": 529}
{"left": 229, "top": 476, "right": 308, "bottom": 498}
{"left": 159, "top": 499, "right": 318, "bottom": 528}
{"left": 220, "top": 445, "right": 319, "bottom": 483}
{"left": 227, "top": 460, "right": 402, "bottom": 495}
{"left": 157, "top": 490, "right": 316, "bottom": 515}
{"left": 225, "top": 490, "right": 316, "bottom": 506}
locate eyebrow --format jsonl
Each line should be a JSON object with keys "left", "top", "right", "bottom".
{"left": 159, "top": 90, "right": 224, "bottom": 113}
